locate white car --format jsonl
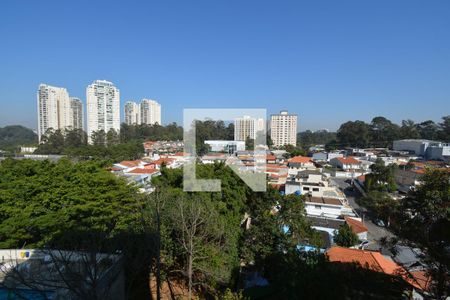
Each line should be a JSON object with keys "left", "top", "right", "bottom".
{"left": 374, "top": 219, "right": 385, "bottom": 227}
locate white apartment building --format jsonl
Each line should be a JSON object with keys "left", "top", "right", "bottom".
{"left": 124, "top": 101, "right": 141, "bottom": 125}
{"left": 37, "top": 84, "right": 72, "bottom": 141}
{"left": 70, "top": 97, "right": 84, "bottom": 130}
{"left": 86, "top": 80, "right": 120, "bottom": 143}
{"left": 234, "top": 116, "right": 265, "bottom": 141}
{"left": 270, "top": 110, "right": 297, "bottom": 147}
{"left": 140, "top": 99, "right": 161, "bottom": 125}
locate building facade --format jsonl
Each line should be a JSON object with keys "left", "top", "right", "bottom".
{"left": 140, "top": 99, "right": 161, "bottom": 125}
{"left": 234, "top": 116, "right": 257, "bottom": 141}
{"left": 70, "top": 97, "right": 84, "bottom": 130}
{"left": 124, "top": 101, "right": 141, "bottom": 125}
{"left": 37, "top": 84, "right": 72, "bottom": 141}
{"left": 205, "top": 140, "right": 246, "bottom": 153}
{"left": 270, "top": 110, "right": 297, "bottom": 147}
{"left": 393, "top": 139, "right": 450, "bottom": 161}
{"left": 86, "top": 80, "right": 120, "bottom": 143}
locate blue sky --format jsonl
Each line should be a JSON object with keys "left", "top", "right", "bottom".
{"left": 0, "top": 0, "right": 449, "bottom": 131}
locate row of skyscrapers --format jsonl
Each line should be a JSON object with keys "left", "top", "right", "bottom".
{"left": 37, "top": 80, "right": 161, "bottom": 142}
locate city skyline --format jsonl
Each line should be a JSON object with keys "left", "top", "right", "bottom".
{"left": 1, "top": 1, "right": 450, "bottom": 131}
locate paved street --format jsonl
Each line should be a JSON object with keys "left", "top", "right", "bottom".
{"left": 331, "top": 177, "right": 394, "bottom": 253}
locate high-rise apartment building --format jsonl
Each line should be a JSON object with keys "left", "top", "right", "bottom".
{"left": 37, "top": 84, "right": 72, "bottom": 141}
{"left": 124, "top": 101, "right": 141, "bottom": 125}
{"left": 70, "top": 97, "right": 84, "bottom": 130}
{"left": 234, "top": 116, "right": 258, "bottom": 141}
{"left": 140, "top": 99, "right": 161, "bottom": 125}
{"left": 270, "top": 110, "right": 298, "bottom": 147}
{"left": 86, "top": 80, "right": 120, "bottom": 142}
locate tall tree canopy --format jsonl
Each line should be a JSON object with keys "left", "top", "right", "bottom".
{"left": 0, "top": 158, "right": 144, "bottom": 249}
{"left": 398, "top": 169, "right": 450, "bottom": 299}
{"left": 336, "top": 120, "right": 370, "bottom": 148}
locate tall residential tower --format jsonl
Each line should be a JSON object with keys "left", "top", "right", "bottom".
{"left": 270, "top": 110, "right": 297, "bottom": 147}
{"left": 70, "top": 97, "right": 84, "bottom": 130}
{"left": 124, "top": 101, "right": 141, "bottom": 125}
{"left": 86, "top": 80, "right": 120, "bottom": 142}
{"left": 140, "top": 99, "right": 161, "bottom": 125}
{"left": 37, "top": 84, "right": 72, "bottom": 141}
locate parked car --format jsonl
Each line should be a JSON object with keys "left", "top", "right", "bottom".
{"left": 359, "top": 240, "right": 370, "bottom": 249}
{"left": 374, "top": 219, "right": 385, "bottom": 227}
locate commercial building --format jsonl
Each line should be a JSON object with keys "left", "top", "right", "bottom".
{"left": 270, "top": 110, "right": 297, "bottom": 147}
{"left": 393, "top": 139, "right": 450, "bottom": 161}
{"left": 37, "top": 84, "right": 72, "bottom": 141}
{"left": 124, "top": 101, "right": 141, "bottom": 125}
{"left": 86, "top": 80, "right": 120, "bottom": 143}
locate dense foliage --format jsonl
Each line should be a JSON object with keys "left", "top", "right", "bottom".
{"left": 35, "top": 128, "right": 145, "bottom": 161}
{"left": 298, "top": 130, "right": 336, "bottom": 147}
{"left": 0, "top": 158, "right": 144, "bottom": 249}
{"left": 397, "top": 169, "right": 450, "bottom": 299}
{"left": 328, "top": 115, "right": 450, "bottom": 149}
{"left": 334, "top": 223, "right": 359, "bottom": 247}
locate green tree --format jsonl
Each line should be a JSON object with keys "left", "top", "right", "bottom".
{"left": 369, "top": 116, "right": 400, "bottom": 147}
{"left": 400, "top": 119, "right": 420, "bottom": 140}
{"left": 398, "top": 169, "right": 450, "bottom": 299}
{"left": 106, "top": 128, "right": 120, "bottom": 146}
{"left": 336, "top": 120, "right": 370, "bottom": 148}
{"left": 417, "top": 120, "right": 439, "bottom": 140}
{"left": 0, "top": 158, "right": 143, "bottom": 249}
{"left": 91, "top": 130, "right": 106, "bottom": 146}
{"left": 333, "top": 223, "right": 359, "bottom": 247}
{"left": 361, "top": 191, "right": 398, "bottom": 227}
{"left": 438, "top": 115, "right": 450, "bottom": 142}
{"left": 64, "top": 128, "right": 87, "bottom": 148}
{"left": 36, "top": 128, "right": 65, "bottom": 154}
{"left": 245, "top": 137, "right": 254, "bottom": 150}
{"left": 365, "top": 158, "right": 397, "bottom": 192}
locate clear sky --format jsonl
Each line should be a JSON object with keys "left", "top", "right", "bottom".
{"left": 0, "top": 0, "right": 449, "bottom": 131}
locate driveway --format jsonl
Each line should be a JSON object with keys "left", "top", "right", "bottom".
{"left": 331, "top": 177, "right": 394, "bottom": 253}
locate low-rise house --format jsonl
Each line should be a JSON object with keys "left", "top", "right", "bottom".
{"left": 307, "top": 216, "right": 344, "bottom": 246}
{"left": 344, "top": 216, "right": 368, "bottom": 241}
{"left": 326, "top": 247, "right": 431, "bottom": 298}
{"left": 285, "top": 171, "right": 345, "bottom": 201}
{"left": 303, "top": 195, "right": 355, "bottom": 219}
{"left": 200, "top": 153, "right": 228, "bottom": 164}
{"left": 266, "top": 154, "right": 277, "bottom": 164}
{"left": 312, "top": 151, "right": 343, "bottom": 162}
{"left": 330, "top": 157, "right": 361, "bottom": 171}
{"left": 287, "top": 156, "right": 316, "bottom": 175}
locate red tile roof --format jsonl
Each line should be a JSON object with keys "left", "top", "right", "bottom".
{"left": 128, "top": 168, "right": 159, "bottom": 174}
{"left": 119, "top": 160, "right": 142, "bottom": 167}
{"left": 326, "top": 247, "right": 430, "bottom": 291}
{"left": 289, "top": 156, "right": 312, "bottom": 164}
{"left": 327, "top": 247, "right": 401, "bottom": 274}
{"left": 344, "top": 216, "right": 368, "bottom": 234}
{"left": 336, "top": 157, "right": 360, "bottom": 165}
{"left": 152, "top": 158, "right": 175, "bottom": 165}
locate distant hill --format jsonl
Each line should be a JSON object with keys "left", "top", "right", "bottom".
{"left": 0, "top": 125, "right": 38, "bottom": 150}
